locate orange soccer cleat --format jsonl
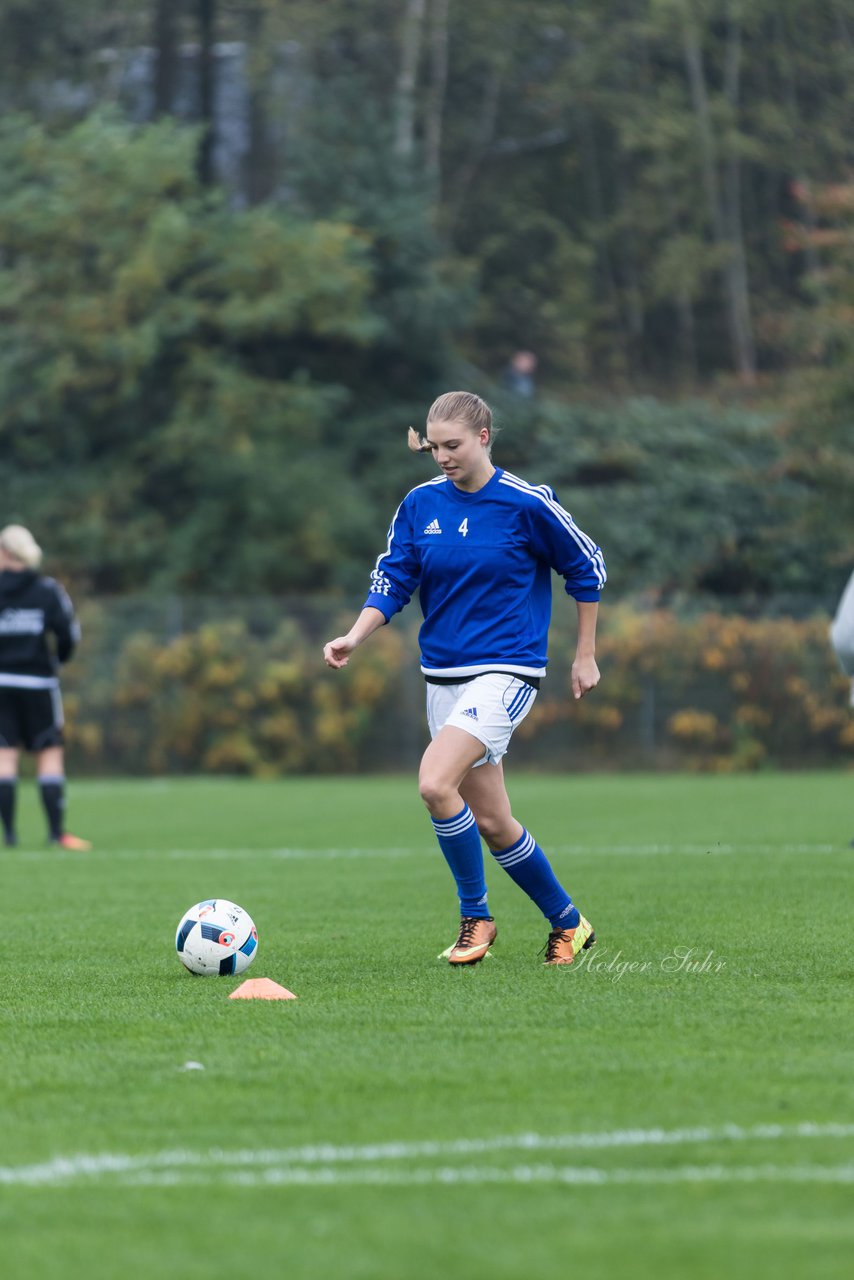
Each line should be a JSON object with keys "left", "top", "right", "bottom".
{"left": 57, "top": 833, "right": 92, "bottom": 852}
{"left": 439, "top": 916, "right": 497, "bottom": 965}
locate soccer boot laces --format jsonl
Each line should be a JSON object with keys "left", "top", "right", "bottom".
{"left": 541, "top": 914, "right": 596, "bottom": 965}
{"left": 439, "top": 915, "right": 497, "bottom": 965}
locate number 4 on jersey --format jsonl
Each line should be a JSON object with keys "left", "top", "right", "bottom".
{"left": 458, "top": 518, "right": 469, "bottom": 538}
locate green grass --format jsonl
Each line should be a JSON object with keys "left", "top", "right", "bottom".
{"left": 2, "top": 772, "right": 854, "bottom": 1279}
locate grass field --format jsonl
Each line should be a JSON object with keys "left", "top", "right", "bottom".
{"left": 2, "top": 771, "right": 853, "bottom": 1279}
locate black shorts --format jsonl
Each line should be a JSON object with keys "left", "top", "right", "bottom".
{"left": 0, "top": 684, "right": 65, "bottom": 751}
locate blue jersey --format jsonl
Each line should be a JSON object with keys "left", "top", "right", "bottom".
{"left": 363, "top": 468, "right": 606, "bottom": 678}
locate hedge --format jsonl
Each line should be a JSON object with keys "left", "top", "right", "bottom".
{"left": 55, "top": 599, "right": 853, "bottom": 775}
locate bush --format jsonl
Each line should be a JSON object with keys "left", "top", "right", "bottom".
{"left": 59, "top": 597, "right": 854, "bottom": 775}
{"left": 518, "top": 604, "right": 854, "bottom": 771}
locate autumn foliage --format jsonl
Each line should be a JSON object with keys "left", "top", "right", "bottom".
{"left": 58, "top": 600, "right": 853, "bottom": 775}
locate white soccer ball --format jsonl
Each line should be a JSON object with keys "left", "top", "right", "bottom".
{"left": 175, "top": 899, "right": 258, "bottom": 977}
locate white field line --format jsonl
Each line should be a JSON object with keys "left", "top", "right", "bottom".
{"left": 3, "top": 1121, "right": 853, "bottom": 1188}
{"left": 121, "top": 1162, "right": 854, "bottom": 1189}
{"left": 12, "top": 842, "right": 842, "bottom": 861}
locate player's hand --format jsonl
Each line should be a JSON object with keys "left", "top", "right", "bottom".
{"left": 571, "top": 655, "right": 600, "bottom": 700}
{"left": 323, "top": 636, "right": 356, "bottom": 669}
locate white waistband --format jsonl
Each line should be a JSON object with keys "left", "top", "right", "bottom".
{"left": 0, "top": 673, "right": 59, "bottom": 689}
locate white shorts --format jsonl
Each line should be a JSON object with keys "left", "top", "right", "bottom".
{"left": 425, "top": 672, "right": 538, "bottom": 767}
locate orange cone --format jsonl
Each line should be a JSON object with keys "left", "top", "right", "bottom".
{"left": 229, "top": 978, "right": 297, "bottom": 1000}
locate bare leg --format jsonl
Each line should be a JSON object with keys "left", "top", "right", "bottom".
{"left": 418, "top": 726, "right": 491, "bottom": 819}
{"left": 459, "top": 759, "right": 523, "bottom": 852}
{"left": 36, "top": 745, "right": 64, "bottom": 778}
{"left": 419, "top": 727, "right": 495, "bottom": 929}
{"left": 0, "top": 747, "right": 20, "bottom": 780}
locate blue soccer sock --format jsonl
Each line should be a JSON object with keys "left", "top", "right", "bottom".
{"left": 491, "top": 828, "right": 580, "bottom": 929}
{"left": 431, "top": 804, "right": 490, "bottom": 918}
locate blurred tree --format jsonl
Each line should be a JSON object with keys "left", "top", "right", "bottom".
{"left": 196, "top": 0, "right": 216, "bottom": 185}
{"left": 394, "top": 0, "right": 426, "bottom": 162}
{"left": 488, "top": 393, "right": 822, "bottom": 601}
{"left": 242, "top": 2, "right": 277, "bottom": 204}
{"left": 0, "top": 112, "right": 386, "bottom": 593}
{"left": 778, "top": 179, "right": 854, "bottom": 585}
{"left": 0, "top": 0, "right": 852, "bottom": 604}
{"left": 436, "top": 0, "right": 854, "bottom": 384}
{"left": 152, "top": 0, "right": 180, "bottom": 117}
{"left": 278, "top": 3, "right": 464, "bottom": 437}
{"left": 5, "top": 0, "right": 854, "bottom": 387}
{"left": 0, "top": 0, "right": 146, "bottom": 108}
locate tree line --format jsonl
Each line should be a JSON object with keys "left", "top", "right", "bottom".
{"left": 0, "top": 0, "right": 851, "bottom": 601}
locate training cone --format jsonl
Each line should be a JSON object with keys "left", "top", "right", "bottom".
{"left": 229, "top": 978, "right": 297, "bottom": 1001}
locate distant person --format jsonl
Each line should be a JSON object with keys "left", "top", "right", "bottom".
{"left": 323, "top": 391, "right": 605, "bottom": 966}
{"left": 0, "top": 525, "right": 91, "bottom": 850}
{"left": 830, "top": 568, "right": 854, "bottom": 707}
{"left": 502, "top": 349, "right": 538, "bottom": 399}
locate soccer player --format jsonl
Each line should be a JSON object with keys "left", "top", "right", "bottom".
{"left": 0, "top": 525, "right": 91, "bottom": 850}
{"left": 830, "top": 568, "right": 854, "bottom": 707}
{"left": 323, "top": 391, "right": 606, "bottom": 966}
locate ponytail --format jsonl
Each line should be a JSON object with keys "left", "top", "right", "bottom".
{"left": 407, "top": 427, "right": 432, "bottom": 454}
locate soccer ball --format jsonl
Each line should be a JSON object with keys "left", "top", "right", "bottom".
{"left": 175, "top": 899, "right": 258, "bottom": 977}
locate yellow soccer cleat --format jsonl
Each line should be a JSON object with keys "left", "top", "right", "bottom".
{"left": 542, "top": 914, "right": 596, "bottom": 965}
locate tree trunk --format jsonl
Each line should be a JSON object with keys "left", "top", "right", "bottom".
{"left": 394, "top": 0, "right": 426, "bottom": 159}
{"left": 721, "top": 14, "right": 756, "bottom": 381}
{"left": 832, "top": 0, "right": 853, "bottom": 48}
{"left": 424, "top": 0, "right": 450, "bottom": 201}
{"left": 244, "top": 5, "right": 274, "bottom": 205}
{"left": 577, "top": 108, "right": 627, "bottom": 372}
{"left": 636, "top": 24, "right": 695, "bottom": 381}
{"left": 777, "top": 12, "right": 821, "bottom": 278}
{"left": 153, "top": 0, "right": 179, "bottom": 117}
{"left": 196, "top": 0, "right": 216, "bottom": 186}
{"left": 675, "top": 291, "right": 698, "bottom": 382}
{"left": 682, "top": 19, "right": 756, "bottom": 382}
{"left": 446, "top": 63, "right": 499, "bottom": 229}
{"left": 611, "top": 156, "right": 645, "bottom": 371}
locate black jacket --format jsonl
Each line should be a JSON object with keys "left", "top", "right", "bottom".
{"left": 0, "top": 571, "right": 80, "bottom": 677}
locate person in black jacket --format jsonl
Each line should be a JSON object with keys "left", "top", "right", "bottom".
{"left": 0, "top": 525, "right": 91, "bottom": 850}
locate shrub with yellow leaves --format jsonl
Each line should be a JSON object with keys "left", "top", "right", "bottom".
{"left": 59, "top": 598, "right": 852, "bottom": 774}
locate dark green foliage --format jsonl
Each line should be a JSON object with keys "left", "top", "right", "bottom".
{"left": 3, "top": 1, "right": 854, "bottom": 385}
{"left": 0, "top": 113, "right": 399, "bottom": 593}
{"left": 0, "top": 4, "right": 852, "bottom": 600}
{"left": 488, "top": 393, "right": 825, "bottom": 599}
{"left": 778, "top": 187, "right": 854, "bottom": 580}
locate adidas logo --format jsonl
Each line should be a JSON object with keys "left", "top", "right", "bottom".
{"left": 423, "top": 518, "right": 442, "bottom": 534}
{"left": 461, "top": 706, "right": 478, "bottom": 720}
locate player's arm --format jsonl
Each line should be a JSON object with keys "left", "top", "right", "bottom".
{"left": 527, "top": 487, "right": 605, "bottom": 699}
{"left": 46, "top": 580, "right": 81, "bottom": 664}
{"left": 572, "top": 600, "right": 600, "bottom": 700}
{"left": 323, "top": 608, "right": 387, "bottom": 669}
{"left": 323, "top": 497, "right": 420, "bottom": 670}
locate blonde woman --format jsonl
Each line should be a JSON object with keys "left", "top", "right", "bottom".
{"left": 0, "top": 525, "right": 90, "bottom": 850}
{"left": 324, "top": 392, "right": 605, "bottom": 965}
